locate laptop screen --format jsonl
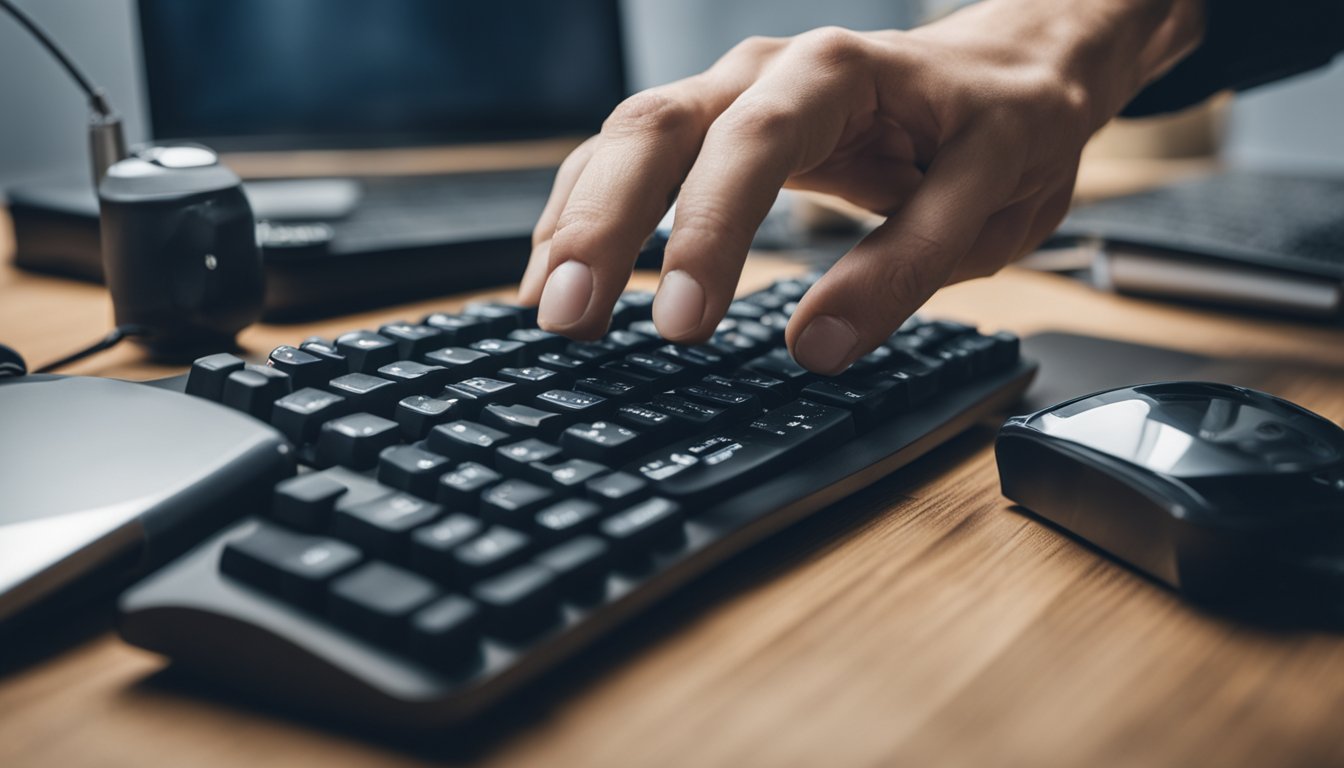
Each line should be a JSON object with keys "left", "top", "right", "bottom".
{"left": 137, "top": 0, "right": 626, "bottom": 149}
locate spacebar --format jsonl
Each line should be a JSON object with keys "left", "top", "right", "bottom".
{"left": 631, "top": 399, "right": 853, "bottom": 502}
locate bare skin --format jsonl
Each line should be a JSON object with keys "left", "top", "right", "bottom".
{"left": 518, "top": 0, "right": 1206, "bottom": 373}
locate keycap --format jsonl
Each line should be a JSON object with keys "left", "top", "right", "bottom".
{"left": 377, "top": 444, "right": 452, "bottom": 498}
{"left": 271, "top": 473, "right": 348, "bottom": 531}
{"left": 533, "top": 498, "right": 604, "bottom": 540}
{"left": 507, "top": 328, "right": 565, "bottom": 355}
{"left": 335, "top": 330, "right": 399, "bottom": 372}
{"left": 423, "top": 346, "right": 492, "bottom": 379}
{"left": 676, "top": 384, "right": 763, "bottom": 421}
{"left": 603, "top": 352, "right": 685, "bottom": 385}
{"left": 186, "top": 352, "right": 246, "bottom": 401}
{"left": 470, "top": 338, "right": 528, "bottom": 367}
{"left": 394, "top": 394, "right": 463, "bottom": 440}
{"left": 649, "top": 394, "right": 728, "bottom": 431}
{"left": 600, "top": 497, "right": 684, "bottom": 552}
{"left": 409, "top": 514, "right": 484, "bottom": 578}
{"left": 332, "top": 492, "right": 442, "bottom": 557}
{"left": 536, "top": 352, "right": 588, "bottom": 374}
{"left": 316, "top": 413, "right": 400, "bottom": 469}
{"left": 222, "top": 365, "right": 293, "bottom": 419}
{"left": 328, "top": 372, "right": 399, "bottom": 415}
{"left": 494, "top": 366, "right": 565, "bottom": 398}
{"left": 376, "top": 360, "right": 450, "bottom": 395}
{"left": 534, "top": 389, "right": 610, "bottom": 418}
{"left": 566, "top": 340, "right": 621, "bottom": 364}
{"left": 529, "top": 458, "right": 609, "bottom": 491}
{"left": 423, "top": 313, "right": 493, "bottom": 345}
{"left": 298, "top": 338, "right": 348, "bottom": 375}
{"left": 746, "top": 348, "right": 815, "bottom": 390}
{"left": 653, "top": 344, "right": 732, "bottom": 374}
{"left": 267, "top": 345, "right": 328, "bottom": 389}
{"left": 378, "top": 322, "right": 445, "bottom": 359}
{"left": 437, "top": 462, "right": 501, "bottom": 508}
{"left": 481, "top": 479, "right": 555, "bottom": 525}
{"left": 989, "top": 331, "right": 1020, "bottom": 369}
{"left": 800, "top": 378, "right": 894, "bottom": 420}
{"left": 611, "top": 292, "right": 653, "bottom": 326}
{"left": 635, "top": 399, "right": 854, "bottom": 501}
{"left": 271, "top": 388, "right": 348, "bottom": 444}
{"left": 441, "top": 377, "right": 518, "bottom": 417}
{"left": 585, "top": 470, "right": 651, "bottom": 510}
{"left": 427, "top": 420, "right": 512, "bottom": 465}
{"left": 409, "top": 595, "right": 480, "bottom": 662}
{"left": 452, "top": 525, "right": 531, "bottom": 578}
{"left": 220, "top": 521, "right": 361, "bottom": 606}
{"left": 480, "top": 403, "right": 567, "bottom": 440}
{"left": 604, "top": 330, "right": 657, "bottom": 353}
{"left": 472, "top": 564, "right": 559, "bottom": 639}
{"left": 575, "top": 375, "right": 646, "bottom": 402}
{"left": 535, "top": 535, "right": 609, "bottom": 598}
{"left": 329, "top": 562, "right": 439, "bottom": 639}
{"left": 561, "top": 421, "right": 644, "bottom": 464}
{"left": 464, "top": 301, "right": 532, "bottom": 332}
{"left": 614, "top": 404, "right": 676, "bottom": 440}
{"left": 495, "top": 438, "right": 563, "bottom": 476}
{"left": 703, "top": 371, "right": 788, "bottom": 408}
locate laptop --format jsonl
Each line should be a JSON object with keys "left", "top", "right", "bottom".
{"left": 8, "top": 0, "right": 627, "bottom": 319}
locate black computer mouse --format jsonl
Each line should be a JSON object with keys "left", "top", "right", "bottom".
{"left": 996, "top": 381, "right": 1344, "bottom": 620}
{"left": 0, "top": 343, "right": 27, "bottom": 378}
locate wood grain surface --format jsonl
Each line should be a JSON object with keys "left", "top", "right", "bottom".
{"left": 3, "top": 208, "right": 1344, "bottom": 768}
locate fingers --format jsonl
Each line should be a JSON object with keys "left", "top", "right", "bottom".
{"left": 535, "top": 46, "right": 772, "bottom": 337}
{"left": 787, "top": 134, "right": 1017, "bottom": 373}
{"left": 653, "top": 36, "right": 868, "bottom": 342}
{"left": 518, "top": 137, "right": 599, "bottom": 305}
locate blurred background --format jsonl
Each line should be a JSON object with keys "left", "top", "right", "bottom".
{"left": 2, "top": 0, "right": 1341, "bottom": 189}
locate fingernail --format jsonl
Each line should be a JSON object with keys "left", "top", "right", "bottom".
{"left": 793, "top": 315, "right": 859, "bottom": 374}
{"left": 652, "top": 270, "right": 706, "bottom": 339}
{"left": 538, "top": 260, "right": 593, "bottom": 329}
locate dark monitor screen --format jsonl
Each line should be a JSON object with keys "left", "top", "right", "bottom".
{"left": 136, "top": 0, "right": 626, "bottom": 149}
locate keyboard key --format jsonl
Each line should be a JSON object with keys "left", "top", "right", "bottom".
{"left": 535, "top": 535, "right": 609, "bottom": 598}
{"left": 335, "top": 330, "right": 399, "bottom": 373}
{"left": 529, "top": 458, "right": 609, "bottom": 491}
{"left": 464, "top": 301, "right": 531, "bottom": 333}
{"left": 480, "top": 479, "right": 555, "bottom": 525}
{"left": 989, "top": 331, "right": 1020, "bottom": 369}
{"left": 222, "top": 365, "right": 293, "bottom": 419}
{"left": 649, "top": 394, "right": 728, "bottom": 432}
{"left": 271, "top": 387, "right": 348, "bottom": 444}
{"left": 186, "top": 353, "right": 246, "bottom": 401}
{"left": 441, "top": 377, "right": 518, "bottom": 417}
{"left": 272, "top": 473, "right": 347, "bottom": 531}
{"left": 600, "top": 497, "right": 684, "bottom": 552}
{"left": 480, "top": 403, "right": 567, "bottom": 440}
{"left": 316, "top": 413, "right": 400, "bottom": 469}
{"left": 560, "top": 421, "right": 644, "bottom": 464}
{"left": 437, "top": 462, "right": 501, "bottom": 508}
{"left": 394, "top": 394, "right": 463, "bottom": 440}
{"left": 676, "top": 384, "right": 763, "bottom": 421}
{"left": 613, "top": 290, "right": 654, "bottom": 325}
{"left": 470, "top": 338, "right": 527, "bottom": 367}
{"left": 533, "top": 498, "right": 604, "bottom": 540}
{"left": 495, "top": 438, "right": 563, "bottom": 476}
{"left": 377, "top": 360, "right": 450, "bottom": 395}
{"left": 378, "top": 322, "right": 445, "bottom": 359}
{"left": 614, "top": 404, "right": 676, "bottom": 440}
{"left": 298, "top": 339, "right": 348, "bottom": 375}
{"left": 575, "top": 375, "right": 646, "bottom": 402}
{"left": 328, "top": 372, "right": 399, "bottom": 415}
{"left": 409, "top": 514, "right": 484, "bottom": 578}
{"left": 506, "top": 328, "right": 565, "bottom": 355}
{"left": 332, "top": 492, "right": 442, "bottom": 557}
{"left": 703, "top": 371, "right": 788, "bottom": 408}
{"left": 495, "top": 366, "right": 566, "bottom": 398}
{"left": 472, "top": 564, "right": 559, "bottom": 639}
{"left": 410, "top": 595, "right": 480, "bottom": 662}
{"left": 427, "top": 420, "right": 512, "bottom": 465}
{"left": 534, "top": 389, "right": 610, "bottom": 418}
{"left": 746, "top": 348, "right": 815, "bottom": 390}
{"left": 653, "top": 344, "right": 732, "bottom": 374}
{"left": 329, "top": 562, "right": 439, "bottom": 639}
{"left": 423, "top": 313, "right": 493, "bottom": 345}
{"left": 423, "top": 346, "right": 492, "bottom": 379}
{"left": 453, "top": 525, "right": 531, "bottom": 579}
{"left": 377, "top": 444, "right": 451, "bottom": 498}
{"left": 565, "top": 340, "right": 621, "bottom": 365}
{"left": 585, "top": 470, "right": 651, "bottom": 510}
{"left": 800, "top": 378, "right": 894, "bottom": 420}
{"left": 220, "top": 521, "right": 361, "bottom": 606}
{"left": 536, "top": 352, "right": 588, "bottom": 374}
{"left": 267, "top": 345, "right": 328, "bottom": 389}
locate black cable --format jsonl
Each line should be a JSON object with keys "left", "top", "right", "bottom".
{"left": 0, "top": 0, "right": 111, "bottom": 115}
{"left": 34, "top": 325, "right": 149, "bottom": 374}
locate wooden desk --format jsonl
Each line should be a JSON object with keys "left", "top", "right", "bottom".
{"left": 3, "top": 208, "right": 1344, "bottom": 768}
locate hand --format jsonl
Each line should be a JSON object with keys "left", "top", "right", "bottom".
{"left": 518, "top": 0, "right": 1204, "bottom": 373}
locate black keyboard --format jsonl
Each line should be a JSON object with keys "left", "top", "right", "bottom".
{"left": 118, "top": 274, "right": 1037, "bottom": 730}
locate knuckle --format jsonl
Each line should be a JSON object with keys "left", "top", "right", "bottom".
{"left": 789, "top": 26, "right": 866, "bottom": 70}
{"left": 724, "top": 34, "right": 783, "bottom": 62}
{"left": 603, "top": 90, "right": 695, "bottom": 139}
{"left": 712, "top": 97, "right": 798, "bottom": 144}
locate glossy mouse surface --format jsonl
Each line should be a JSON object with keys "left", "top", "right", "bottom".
{"left": 996, "top": 381, "right": 1344, "bottom": 612}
